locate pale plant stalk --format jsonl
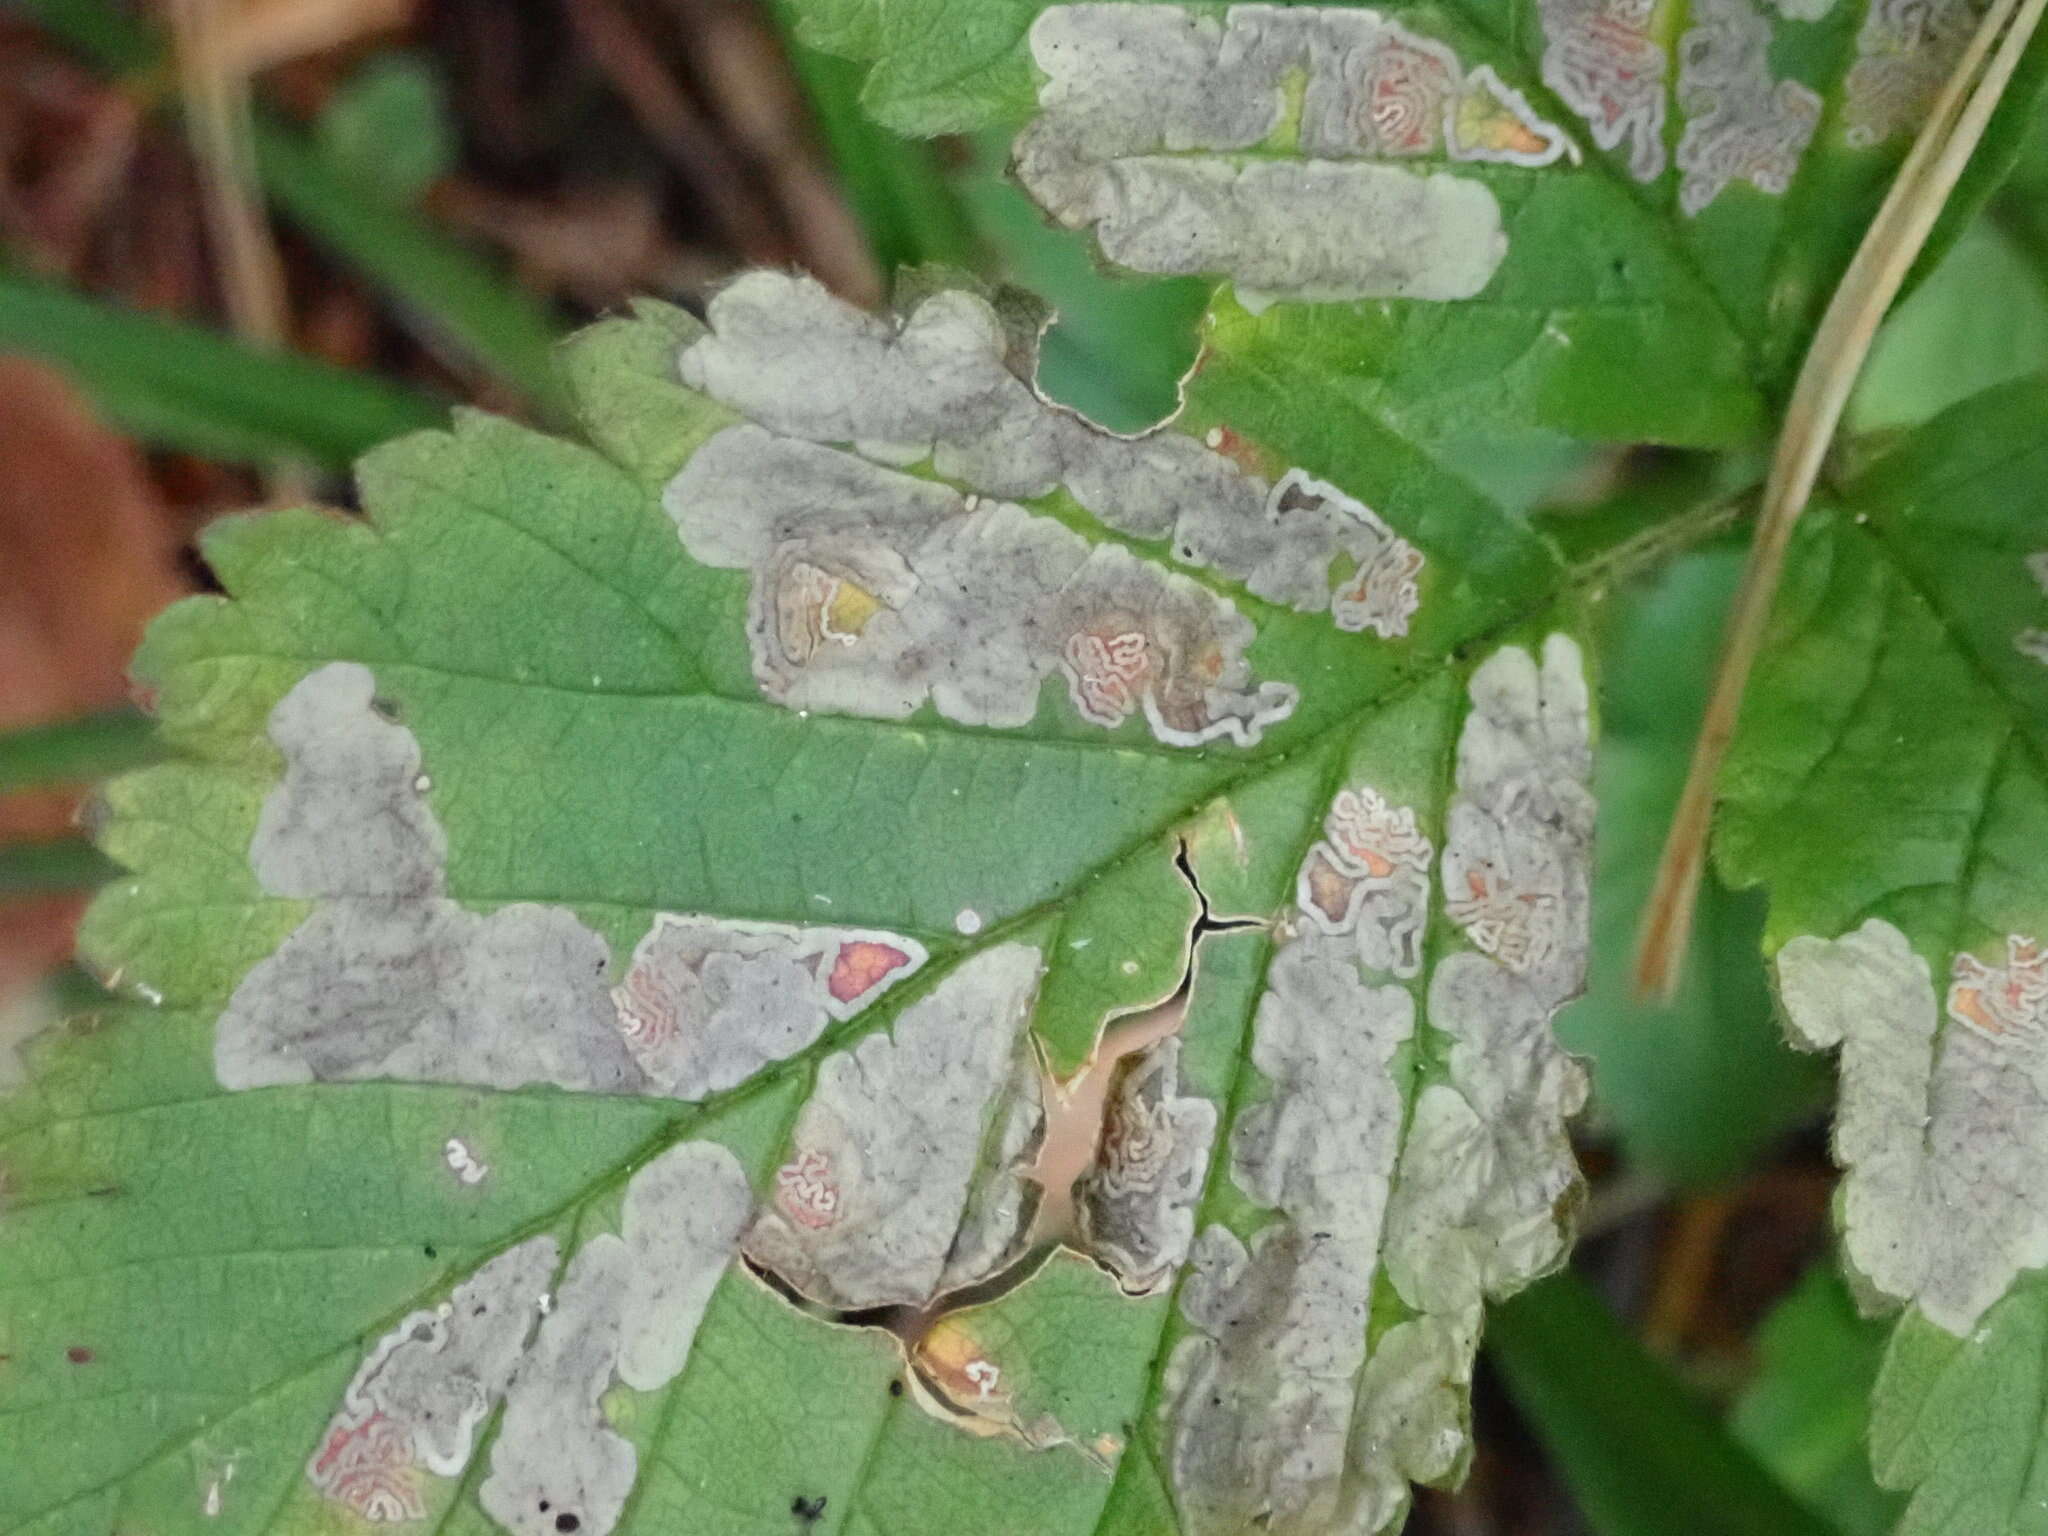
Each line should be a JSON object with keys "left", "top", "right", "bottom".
{"left": 169, "top": 0, "right": 307, "bottom": 500}
{"left": 1634, "top": 0, "right": 2048, "bottom": 998}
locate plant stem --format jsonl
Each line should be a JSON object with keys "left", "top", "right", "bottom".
{"left": 1635, "top": 0, "right": 2048, "bottom": 997}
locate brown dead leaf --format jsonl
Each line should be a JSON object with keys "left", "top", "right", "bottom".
{"left": 205, "top": 0, "right": 417, "bottom": 78}
{"left": 0, "top": 358, "right": 186, "bottom": 1000}
{"left": 431, "top": 178, "right": 725, "bottom": 306}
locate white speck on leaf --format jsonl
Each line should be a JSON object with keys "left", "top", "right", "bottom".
{"left": 444, "top": 1137, "right": 490, "bottom": 1186}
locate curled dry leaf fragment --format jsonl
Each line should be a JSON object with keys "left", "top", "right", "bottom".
{"left": 1074, "top": 1037, "right": 1217, "bottom": 1295}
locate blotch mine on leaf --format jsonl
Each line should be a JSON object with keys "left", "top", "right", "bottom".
{"left": 1675, "top": 0, "right": 1821, "bottom": 214}
{"left": 309, "top": 1238, "right": 557, "bottom": 1520}
{"left": 480, "top": 1142, "right": 749, "bottom": 1536}
{"left": 942, "top": 1043, "right": 1049, "bottom": 1293}
{"left": 217, "top": 664, "right": 646, "bottom": 1097}
{"left": 1165, "top": 933, "right": 1414, "bottom": 1532}
{"left": 666, "top": 423, "right": 1297, "bottom": 747}
{"left": 744, "top": 943, "right": 1046, "bottom": 1310}
{"left": 1382, "top": 639, "right": 1592, "bottom": 1305}
{"left": 1074, "top": 1037, "right": 1217, "bottom": 1294}
{"left": 1270, "top": 472, "right": 1424, "bottom": 641}
{"left": 1012, "top": 5, "right": 1570, "bottom": 300}
{"left": 615, "top": 1140, "right": 752, "bottom": 1390}
{"left": 917, "top": 1316, "right": 1011, "bottom": 1414}
{"left": 482, "top": 1239, "right": 636, "bottom": 1536}
{"left": 673, "top": 273, "right": 1424, "bottom": 646}
{"left": 908, "top": 1320, "right": 1054, "bottom": 1453}
{"left": 1540, "top": 0, "right": 1669, "bottom": 180}
{"left": 1341, "top": 1309, "right": 1478, "bottom": 1528}
{"left": 1294, "top": 784, "right": 1434, "bottom": 978}
{"left": 1948, "top": 935, "right": 2048, "bottom": 1042}
{"left": 1777, "top": 919, "right": 2048, "bottom": 1334}
{"left": 1844, "top": 0, "right": 1985, "bottom": 145}
{"left": 250, "top": 661, "right": 445, "bottom": 901}
{"left": 611, "top": 914, "right": 925, "bottom": 1099}
{"left": 1367, "top": 636, "right": 1593, "bottom": 1515}
{"left": 1440, "top": 636, "right": 1595, "bottom": 993}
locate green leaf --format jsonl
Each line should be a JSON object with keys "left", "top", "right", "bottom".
{"left": 4, "top": 276, "right": 1617, "bottom": 1534}
{"left": 1730, "top": 1266, "right": 1902, "bottom": 1536}
{"left": 0, "top": 711, "right": 163, "bottom": 796}
{"left": 1489, "top": 1271, "right": 1837, "bottom": 1536}
{"left": 1869, "top": 1270, "right": 2048, "bottom": 1534}
{"left": 1850, "top": 218, "right": 2048, "bottom": 434}
{"left": 315, "top": 53, "right": 457, "bottom": 209}
{"left": 0, "top": 837, "right": 120, "bottom": 897}
{"left": 0, "top": 270, "right": 443, "bottom": 467}
{"left": 780, "top": 0, "right": 2048, "bottom": 451}
{"left": 1719, "top": 375, "right": 2048, "bottom": 1525}
{"left": 1557, "top": 541, "right": 1822, "bottom": 1187}
{"left": 769, "top": 7, "right": 983, "bottom": 278}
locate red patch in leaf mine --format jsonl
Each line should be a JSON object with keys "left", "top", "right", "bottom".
{"left": 826, "top": 941, "right": 912, "bottom": 1006}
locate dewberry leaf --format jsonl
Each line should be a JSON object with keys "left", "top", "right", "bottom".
{"left": 1718, "top": 375, "right": 2048, "bottom": 1533}
{"left": 783, "top": 0, "right": 2048, "bottom": 451}
{"left": 4, "top": 277, "right": 1604, "bottom": 1536}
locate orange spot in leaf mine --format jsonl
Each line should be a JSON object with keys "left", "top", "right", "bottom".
{"left": 919, "top": 1317, "right": 1006, "bottom": 1406}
